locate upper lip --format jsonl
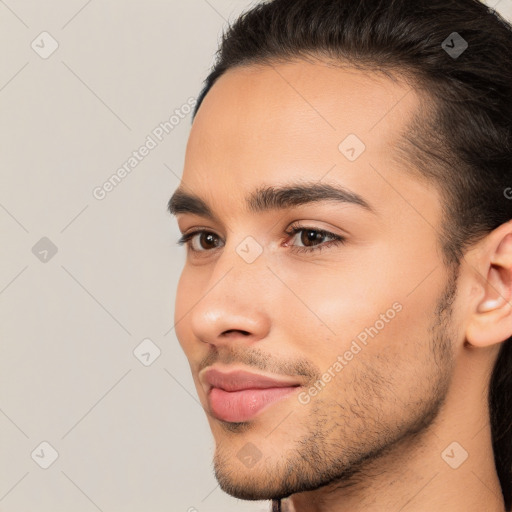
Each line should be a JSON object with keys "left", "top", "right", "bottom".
{"left": 201, "top": 367, "right": 302, "bottom": 393}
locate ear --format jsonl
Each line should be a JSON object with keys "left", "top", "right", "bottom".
{"left": 466, "top": 221, "right": 512, "bottom": 348}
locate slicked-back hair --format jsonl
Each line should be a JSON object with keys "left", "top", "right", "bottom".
{"left": 190, "top": 1, "right": 512, "bottom": 509}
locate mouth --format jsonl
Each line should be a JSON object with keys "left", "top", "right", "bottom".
{"left": 201, "top": 368, "right": 302, "bottom": 423}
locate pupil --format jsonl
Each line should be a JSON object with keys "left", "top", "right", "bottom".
{"left": 304, "top": 230, "right": 319, "bottom": 246}
{"left": 203, "top": 233, "right": 215, "bottom": 248}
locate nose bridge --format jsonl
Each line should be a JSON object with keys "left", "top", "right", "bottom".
{"left": 189, "top": 237, "right": 270, "bottom": 343}
{"left": 211, "top": 236, "right": 269, "bottom": 307}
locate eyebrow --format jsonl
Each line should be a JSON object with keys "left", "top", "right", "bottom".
{"left": 167, "top": 181, "right": 375, "bottom": 220}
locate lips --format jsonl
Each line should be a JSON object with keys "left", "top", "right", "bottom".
{"left": 201, "top": 368, "right": 302, "bottom": 422}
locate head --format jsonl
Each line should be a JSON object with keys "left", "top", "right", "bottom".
{"left": 169, "top": 0, "right": 512, "bottom": 509}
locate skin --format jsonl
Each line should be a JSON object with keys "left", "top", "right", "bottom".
{"left": 170, "top": 58, "right": 512, "bottom": 511}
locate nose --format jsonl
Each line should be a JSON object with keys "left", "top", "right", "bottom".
{"left": 187, "top": 251, "right": 272, "bottom": 349}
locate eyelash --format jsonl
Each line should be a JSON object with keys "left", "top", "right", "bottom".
{"left": 176, "top": 223, "right": 346, "bottom": 256}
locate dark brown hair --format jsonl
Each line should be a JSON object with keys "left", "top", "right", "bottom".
{"left": 191, "top": 0, "right": 512, "bottom": 508}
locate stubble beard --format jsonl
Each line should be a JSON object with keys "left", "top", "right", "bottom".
{"left": 212, "top": 269, "right": 459, "bottom": 502}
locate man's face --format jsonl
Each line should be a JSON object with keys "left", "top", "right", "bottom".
{"left": 172, "top": 59, "right": 458, "bottom": 499}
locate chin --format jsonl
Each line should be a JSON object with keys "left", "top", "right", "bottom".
{"left": 214, "top": 468, "right": 288, "bottom": 501}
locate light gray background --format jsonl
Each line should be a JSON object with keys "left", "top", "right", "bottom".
{"left": 1, "top": 1, "right": 511, "bottom": 511}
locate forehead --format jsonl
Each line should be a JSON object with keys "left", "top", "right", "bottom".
{"left": 181, "top": 59, "right": 433, "bottom": 220}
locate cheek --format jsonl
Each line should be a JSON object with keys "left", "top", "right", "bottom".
{"left": 271, "top": 253, "right": 443, "bottom": 369}
{"left": 269, "top": 260, "right": 387, "bottom": 346}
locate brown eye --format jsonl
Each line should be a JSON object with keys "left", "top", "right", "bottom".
{"left": 299, "top": 229, "right": 327, "bottom": 247}
{"left": 285, "top": 225, "right": 346, "bottom": 254}
{"left": 195, "top": 232, "right": 219, "bottom": 251}
{"left": 177, "top": 230, "right": 223, "bottom": 253}
{"left": 177, "top": 225, "right": 346, "bottom": 256}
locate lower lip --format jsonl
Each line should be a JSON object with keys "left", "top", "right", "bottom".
{"left": 208, "top": 386, "right": 299, "bottom": 422}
